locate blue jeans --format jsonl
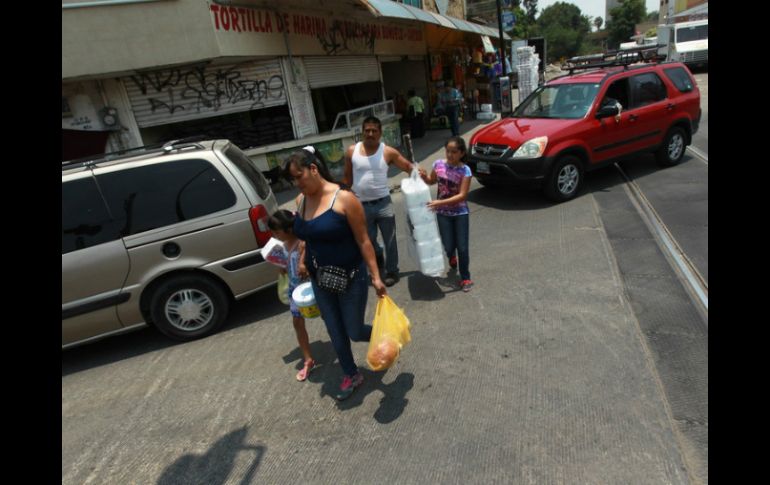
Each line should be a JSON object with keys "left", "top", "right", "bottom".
{"left": 362, "top": 196, "right": 399, "bottom": 275}
{"left": 311, "top": 261, "right": 371, "bottom": 377}
{"left": 446, "top": 105, "right": 460, "bottom": 136}
{"left": 437, "top": 214, "right": 470, "bottom": 281}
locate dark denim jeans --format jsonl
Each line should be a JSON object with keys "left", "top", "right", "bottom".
{"left": 311, "top": 261, "right": 371, "bottom": 377}
{"left": 362, "top": 195, "right": 399, "bottom": 275}
{"left": 446, "top": 105, "right": 460, "bottom": 136}
{"left": 437, "top": 213, "right": 470, "bottom": 281}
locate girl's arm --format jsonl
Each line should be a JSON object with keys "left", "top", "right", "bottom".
{"left": 338, "top": 190, "right": 387, "bottom": 297}
{"left": 297, "top": 240, "right": 308, "bottom": 279}
{"left": 427, "top": 175, "right": 472, "bottom": 209}
{"left": 420, "top": 168, "right": 438, "bottom": 185}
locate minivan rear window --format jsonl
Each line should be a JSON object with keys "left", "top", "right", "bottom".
{"left": 97, "top": 159, "right": 237, "bottom": 236}
{"left": 224, "top": 145, "right": 272, "bottom": 200}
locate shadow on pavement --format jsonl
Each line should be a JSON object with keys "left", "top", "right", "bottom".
{"left": 406, "top": 271, "right": 446, "bottom": 301}
{"left": 157, "top": 426, "right": 264, "bottom": 485}
{"left": 283, "top": 336, "right": 414, "bottom": 424}
{"left": 281, "top": 339, "right": 338, "bottom": 373}
{"left": 330, "top": 370, "right": 415, "bottom": 424}
{"left": 466, "top": 184, "right": 553, "bottom": 211}
{"left": 62, "top": 285, "right": 287, "bottom": 376}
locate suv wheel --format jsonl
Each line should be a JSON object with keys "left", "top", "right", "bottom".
{"left": 656, "top": 127, "right": 686, "bottom": 167}
{"left": 544, "top": 155, "right": 583, "bottom": 202}
{"left": 149, "top": 275, "right": 230, "bottom": 341}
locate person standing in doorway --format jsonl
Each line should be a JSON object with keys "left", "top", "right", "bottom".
{"left": 342, "top": 116, "right": 417, "bottom": 287}
{"left": 406, "top": 89, "right": 425, "bottom": 138}
{"left": 437, "top": 81, "right": 464, "bottom": 137}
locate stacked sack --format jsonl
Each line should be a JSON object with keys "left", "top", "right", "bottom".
{"left": 517, "top": 46, "right": 540, "bottom": 101}
{"left": 401, "top": 169, "right": 446, "bottom": 277}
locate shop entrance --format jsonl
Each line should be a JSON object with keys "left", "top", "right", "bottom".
{"left": 310, "top": 81, "right": 382, "bottom": 133}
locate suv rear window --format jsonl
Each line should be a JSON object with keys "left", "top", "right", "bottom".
{"left": 97, "top": 159, "right": 237, "bottom": 237}
{"left": 663, "top": 67, "right": 694, "bottom": 93}
{"left": 62, "top": 176, "right": 122, "bottom": 254}
{"left": 224, "top": 145, "right": 272, "bottom": 200}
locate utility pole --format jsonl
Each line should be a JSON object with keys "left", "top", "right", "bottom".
{"left": 495, "top": 0, "right": 507, "bottom": 75}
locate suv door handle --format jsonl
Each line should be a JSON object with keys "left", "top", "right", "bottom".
{"left": 629, "top": 114, "right": 638, "bottom": 122}
{"left": 666, "top": 103, "right": 675, "bottom": 111}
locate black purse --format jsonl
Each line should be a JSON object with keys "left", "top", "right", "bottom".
{"left": 312, "top": 256, "right": 357, "bottom": 294}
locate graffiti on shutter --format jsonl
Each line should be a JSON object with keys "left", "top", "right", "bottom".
{"left": 124, "top": 60, "right": 287, "bottom": 127}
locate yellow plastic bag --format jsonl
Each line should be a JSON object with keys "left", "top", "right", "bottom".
{"left": 366, "top": 296, "right": 411, "bottom": 371}
{"left": 277, "top": 272, "right": 290, "bottom": 305}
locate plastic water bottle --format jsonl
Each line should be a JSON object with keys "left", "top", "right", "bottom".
{"left": 401, "top": 167, "right": 447, "bottom": 277}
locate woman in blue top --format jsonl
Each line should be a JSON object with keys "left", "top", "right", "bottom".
{"left": 420, "top": 136, "right": 474, "bottom": 292}
{"left": 285, "top": 146, "right": 387, "bottom": 400}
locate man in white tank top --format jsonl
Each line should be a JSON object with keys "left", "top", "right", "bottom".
{"left": 342, "top": 116, "right": 420, "bottom": 287}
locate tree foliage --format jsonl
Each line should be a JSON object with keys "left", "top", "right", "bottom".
{"left": 594, "top": 16, "right": 603, "bottom": 31}
{"left": 509, "top": 5, "right": 536, "bottom": 40}
{"left": 522, "top": 0, "right": 538, "bottom": 23}
{"left": 606, "top": 0, "right": 646, "bottom": 49}
{"left": 536, "top": 2, "right": 591, "bottom": 62}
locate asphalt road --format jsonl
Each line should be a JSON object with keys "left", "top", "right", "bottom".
{"left": 620, "top": 70, "right": 708, "bottom": 285}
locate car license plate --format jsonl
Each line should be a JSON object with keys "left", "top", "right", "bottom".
{"left": 477, "top": 161, "right": 490, "bottom": 174}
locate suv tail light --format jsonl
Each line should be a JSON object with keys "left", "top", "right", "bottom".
{"left": 249, "top": 205, "right": 272, "bottom": 247}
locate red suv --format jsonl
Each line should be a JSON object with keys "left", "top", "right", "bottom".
{"left": 468, "top": 60, "right": 701, "bottom": 202}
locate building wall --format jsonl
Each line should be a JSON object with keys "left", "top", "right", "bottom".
{"left": 466, "top": 0, "right": 499, "bottom": 25}
{"left": 423, "top": 0, "right": 466, "bottom": 19}
{"left": 63, "top": 0, "right": 428, "bottom": 80}
{"left": 63, "top": 0, "right": 220, "bottom": 80}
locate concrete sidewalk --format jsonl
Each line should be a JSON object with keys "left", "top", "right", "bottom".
{"left": 62, "top": 102, "right": 698, "bottom": 484}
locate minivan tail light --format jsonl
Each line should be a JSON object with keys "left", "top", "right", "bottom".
{"left": 249, "top": 205, "right": 272, "bottom": 247}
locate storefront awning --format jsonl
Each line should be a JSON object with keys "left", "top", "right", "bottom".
{"left": 360, "top": 0, "right": 510, "bottom": 40}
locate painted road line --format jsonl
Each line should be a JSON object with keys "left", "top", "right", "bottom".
{"left": 687, "top": 146, "right": 708, "bottom": 165}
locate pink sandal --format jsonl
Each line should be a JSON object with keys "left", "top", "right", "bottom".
{"left": 296, "top": 359, "right": 316, "bottom": 381}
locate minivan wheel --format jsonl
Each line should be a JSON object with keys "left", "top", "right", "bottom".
{"left": 149, "top": 275, "right": 230, "bottom": 341}
{"left": 544, "top": 155, "right": 582, "bottom": 202}
{"left": 656, "top": 127, "right": 686, "bottom": 167}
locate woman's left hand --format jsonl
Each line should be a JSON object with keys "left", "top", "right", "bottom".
{"left": 372, "top": 277, "right": 387, "bottom": 298}
{"left": 426, "top": 200, "right": 440, "bottom": 211}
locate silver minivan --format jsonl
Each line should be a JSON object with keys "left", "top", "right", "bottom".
{"left": 62, "top": 139, "right": 279, "bottom": 348}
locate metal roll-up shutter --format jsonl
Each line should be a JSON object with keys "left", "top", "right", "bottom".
{"left": 123, "top": 59, "right": 287, "bottom": 128}
{"left": 304, "top": 56, "right": 380, "bottom": 89}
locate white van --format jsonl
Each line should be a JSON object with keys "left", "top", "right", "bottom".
{"left": 657, "top": 19, "right": 708, "bottom": 68}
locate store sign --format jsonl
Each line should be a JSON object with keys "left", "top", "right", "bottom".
{"left": 209, "top": 5, "right": 425, "bottom": 56}
{"left": 502, "top": 11, "right": 515, "bottom": 31}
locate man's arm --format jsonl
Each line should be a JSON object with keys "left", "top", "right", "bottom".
{"left": 341, "top": 145, "right": 355, "bottom": 188}
{"left": 384, "top": 146, "right": 414, "bottom": 174}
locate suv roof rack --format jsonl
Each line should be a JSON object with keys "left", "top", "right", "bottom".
{"left": 61, "top": 135, "right": 209, "bottom": 171}
{"left": 561, "top": 44, "right": 666, "bottom": 75}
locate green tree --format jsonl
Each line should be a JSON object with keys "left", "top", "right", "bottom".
{"left": 523, "top": 0, "right": 538, "bottom": 23}
{"left": 606, "top": 0, "right": 646, "bottom": 49}
{"left": 509, "top": 5, "right": 536, "bottom": 39}
{"left": 594, "top": 16, "right": 603, "bottom": 31}
{"left": 536, "top": 2, "right": 591, "bottom": 62}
